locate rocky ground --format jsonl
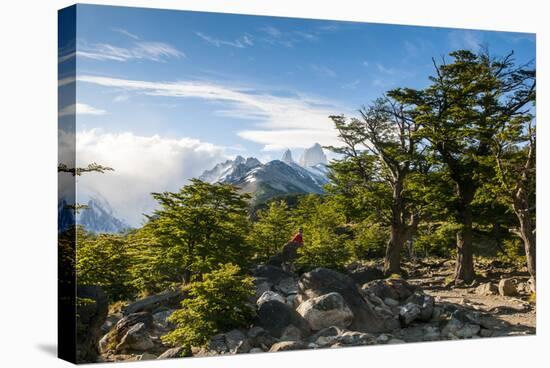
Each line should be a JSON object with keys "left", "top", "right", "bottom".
{"left": 93, "top": 258, "right": 535, "bottom": 362}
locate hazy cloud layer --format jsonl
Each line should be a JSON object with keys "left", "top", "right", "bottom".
{"left": 74, "top": 129, "right": 228, "bottom": 226}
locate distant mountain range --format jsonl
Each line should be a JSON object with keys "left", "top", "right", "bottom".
{"left": 199, "top": 143, "right": 330, "bottom": 203}
{"left": 58, "top": 187, "right": 131, "bottom": 234}
{"left": 58, "top": 143, "right": 331, "bottom": 233}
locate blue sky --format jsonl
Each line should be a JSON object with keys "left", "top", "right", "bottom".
{"left": 58, "top": 4, "right": 535, "bottom": 225}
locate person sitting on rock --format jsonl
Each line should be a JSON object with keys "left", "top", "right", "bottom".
{"left": 290, "top": 227, "right": 304, "bottom": 244}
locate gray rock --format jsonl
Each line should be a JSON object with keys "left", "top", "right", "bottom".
{"left": 152, "top": 309, "right": 175, "bottom": 328}
{"left": 455, "top": 323, "right": 481, "bottom": 338}
{"left": 441, "top": 317, "right": 464, "bottom": 337}
{"left": 116, "top": 322, "right": 154, "bottom": 352}
{"left": 280, "top": 325, "right": 303, "bottom": 341}
{"left": 256, "top": 300, "right": 310, "bottom": 338}
{"left": 247, "top": 326, "right": 277, "bottom": 349}
{"left": 157, "top": 347, "right": 185, "bottom": 360}
{"left": 336, "top": 331, "right": 376, "bottom": 346}
{"left": 277, "top": 277, "right": 299, "bottom": 295}
{"left": 399, "top": 303, "right": 421, "bottom": 326}
{"left": 384, "top": 298, "right": 399, "bottom": 307}
{"left": 257, "top": 290, "right": 286, "bottom": 307}
{"left": 498, "top": 278, "right": 518, "bottom": 296}
{"left": 475, "top": 282, "right": 498, "bottom": 296}
{"left": 208, "top": 333, "right": 228, "bottom": 354}
{"left": 362, "top": 278, "right": 416, "bottom": 302}
{"left": 299, "top": 268, "right": 388, "bottom": 333}
{"left": 296, "top": 292, "right": 353, "bottom": 331}
{"left": 249, "top": 347, "right": 264, "bottom": 353}
{"left": 123, "top": 289, "right": 185, "bottom": 315}
{"left": 269, "top": 341, "right": 307, "bottom": 352}
{"left": 253, "top": 265, "right": 293, "bottom": 285}
{"left": 225, "top": 329, "right": 249, "bottom": 352}
{"left": 405, "top": 291, "right": 435, "bottom": 321}
{"left": 136, "top": 353, "right": 157, "bottom": 360}
{"left": 346, "top": 265, "right": 385, "bottom": 285}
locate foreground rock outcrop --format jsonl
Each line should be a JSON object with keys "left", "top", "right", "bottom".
{"left": 95, "top": 262, "right": 533, "bottom": 362}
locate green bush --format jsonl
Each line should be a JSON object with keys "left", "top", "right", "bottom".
{"left": 162, "top": 263, "right": 255, "bottom": 350}
{"left": 247, "top": 200, "right": 294, "bottom": 261}
{"left": 347, "top": 221, "right": 388, "bottom": 260}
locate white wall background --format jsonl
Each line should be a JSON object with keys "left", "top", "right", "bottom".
{"left": 0, "top": 0, "right": 547, "bottom": 367}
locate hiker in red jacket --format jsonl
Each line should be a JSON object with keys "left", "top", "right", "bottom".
{"left": 291, "top": 227, "right": 304, "bottom": 244}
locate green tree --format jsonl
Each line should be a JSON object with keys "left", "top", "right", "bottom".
{"left": 148, "top": 179, "right": 252, "bottom": 283}
{"left": 296, "top": 197, "right": 351, "bottom": 271}
{"left": 76, "top": 233, "right": 136, "bottom": 302}
{"left": 328, "top": 96, "right": 424, "bottom": 274}
{"left": 162, "top": 263, "right": 255, "bottom": 351}
{"left": 248, "top": 200, "right": 294, "bottom": 261}
{"left": 494, "top": 118, "right": 536, "bottom": 280}
{"left": 389, "top": 50, "right": 535, "bottom": 283}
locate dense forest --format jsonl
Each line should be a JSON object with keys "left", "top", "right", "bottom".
{"left": 60, "top": 49, "right": 536, "bottom": 362}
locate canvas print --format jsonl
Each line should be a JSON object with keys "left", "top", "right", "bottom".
{"left": 58, "top": 4, "right": 536, "bottom": 364}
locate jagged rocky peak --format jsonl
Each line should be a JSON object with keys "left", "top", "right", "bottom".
{"left": 299, "top": 143, "right": 328, "bottom": 167}
{"left": 281, "top": 149, "right": 294, "bottom": 164}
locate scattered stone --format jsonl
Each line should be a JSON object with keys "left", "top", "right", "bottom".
{"left": 399, "top": 303, "right": 421, "bottom": 326}
{"left": 405, "top": 291, "right": 435, "bottom": 322}
{"left": 280, "top": 325, "right": 303, "bottom": 341}
{"left": 363, "top": 278, "right": 416, "bottom": 302}
{"left": 296, "top": 292, "right": 354, "bottom": 331}
{"left": 257, "top": 291, "right": 286, "bottom": 307}
{"left": 256, "top": 300, "right": 310, "bottom": 338}
{"left": 269, "top": 341, "right": 308, "bottom": 352}
{"left": 249, "top": 348, "right": 264, "bottom": 353}
{"left": 152, "top": 309, "right": 175, "bottom": 328}
{"left": 157, "top": 347, "right": 185, "bottom": 359}
{"left": 347, "top": 265, "right": 385, "bottom": 285}
{"left": 384, "top": 298, "right": 399, "bottom": 307}
{"left": 277, "top": 277, "right": 299, "bottom": 295}
{"left": 498, "top": 278, "right": 518, "bottom": 297}
{"left": 299, "top": 268, "right": 388, "bottom": 333}
{"left": 116, "top": 322, "right": 154, "bottom": 352}
{"left": 376, "top": 334, "right": 390, "bottom": 344}
{"left": 225, "top": 329, "right": 249, "bottom": 352}
{"left": 136, "top": 353, "right": 157, "bottom": 360}
{"left": 475, "top": 282, "right": 498, "bottom": 296}
{"left": 455, "top": 323, "right": 481, "bottom": 338}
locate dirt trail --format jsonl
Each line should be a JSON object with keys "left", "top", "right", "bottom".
{"left": 404, "top": 259, "right": 536, "bottom": 336}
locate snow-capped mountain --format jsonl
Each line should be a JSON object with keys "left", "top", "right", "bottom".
{"left": 198, "top": 143, "right": 330, "bottom": 203}
{"left": 58, "top": 187, "right": 131, "bottom": 233}
{"left": 299, "top": 142, "right": 328, "bottom": 167}
{"left": 199, "top": 155, "right": 262, "bottom": 184}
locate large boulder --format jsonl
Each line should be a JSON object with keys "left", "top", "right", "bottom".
{"left": 76, "top": 285, "right": 108, "bottom": 363}
{"left": 475, "top": 282, "right": 498, "bottom": 296}
{"left": 404, "top": 291, "right": 435, "bottom": 322}
{"left": 100, "top": 312, "right": 154, "bottom": 354}
{"left": 123, "top": 288, "right": 186, "bottom": 315}
{"left": 252, "top": 265, "right": 293, "bottom": 285}
{"left": 257, "top": 291, "right": 285, "bottom": 307}
{"left": 362, "top": 278, "right": 416, "bottom": 302}
{"left": 256, "top": 300, "right": 310, "bottom": 338}
{"left": 347, "top": 265, "right": 385, "bottom": 285}
{"left": 498, "top": 278, "right": 518, "bottom": 296}
{"left": 298, "top": 268, "right": 388, "bottom": 333}
{"left": 296, "top": 292, "right": 353, "bottom": 331}
{"left": 116, "top": 322, "right": 155, "bottom": 353}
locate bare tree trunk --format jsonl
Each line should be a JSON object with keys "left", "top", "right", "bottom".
{"left": 514, "top": 197, "right": 536, "bottom": 281}
{"left": 454, "top": 184, "right": 475, "bottom": 284}
{"left": 384, "top": 180, "right": 407, "bottom": 275}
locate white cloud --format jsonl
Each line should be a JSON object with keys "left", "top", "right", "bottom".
{"left": 448, "top": 30, "right": 482, "bottom": 51}
{"left": 59, "top": 103, "right": 106, "bottom": 117}
{"left": 341, "top": 79, "right": 360, "bottom": 89}
{"left": 77, "top": 74, "right": 347, "bottom": 150}
{"left": 112, "top": 28, "right": 140, "bottom": 40}
{"left": 77, "top": 40, "right": 184, "bottom": 62}
{"left": 376, "top": 63, "right": 396, "bottom": 75}
{"left": 196, "top": 32, "right": 254, "bottom": 48}
{"left": 73, "top": 129, "right": 229, "bottom": 226}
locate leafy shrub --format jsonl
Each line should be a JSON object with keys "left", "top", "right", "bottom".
{"left": 162, "top": 263, "right": 255, "bottom": 350}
